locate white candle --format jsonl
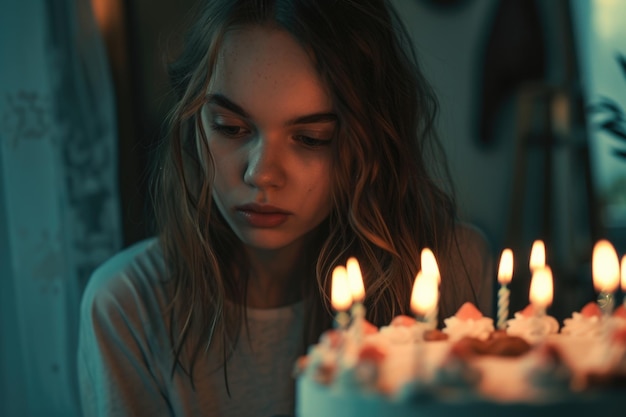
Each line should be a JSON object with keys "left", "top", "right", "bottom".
{"left": 331, "top": 265, "right": 352, "bottom": 329}
{"left": 592, "top": 240, "right": 620, "bottom": 314}
{"left": 529, "top": 266, "right": 553, "bottom": 316}
{"left": 497, "top": 249, "right": 514, "bottom": 330}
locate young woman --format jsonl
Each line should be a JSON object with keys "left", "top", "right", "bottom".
{"left": 78, "top": 1, "right": 493, "bottom": 416}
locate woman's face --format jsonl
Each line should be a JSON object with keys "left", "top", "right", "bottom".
{"left": 200, "top": 26, "right": 335, "bottom": 252}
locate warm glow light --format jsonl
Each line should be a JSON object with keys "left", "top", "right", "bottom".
{"left": 594, "top": 0, "right": 622, "bottom": 40}
{"left": 410, "top": 271, "right": 438, "bottom": 317}
{"left": 621, "top": 255, "right": 626, "bottom": 290}
{"left": 497, "top": 249, "right": 514, "bottom": 285}
{"left": 346, "top": 257, "right": 365, "bottom": 302}
{"left": 331, "top": 265, "right": 352, "bottom": 312}
{"left": 91, "top": 0, "right": 120, "bottom": 36}
{"left": 529, "top": 240, "right": 545, "bottom": 272}
{"left": 592, "top": 239, "right": 620, "bottom": 293}
{"left": 421, "top": 248, "right": 440, "bottom": 284}
{"left": 529, "top": 266, "right": 553, "bottom": 309}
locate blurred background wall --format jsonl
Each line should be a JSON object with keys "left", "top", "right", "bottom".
{"left": 1, "top": 0, "right": 625, "bottom": 415}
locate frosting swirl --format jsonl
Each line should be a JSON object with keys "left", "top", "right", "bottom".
{"left": 442, "top": 316, "right": 494, "bottom": 341}
{"left": 506, "top": 313, "right": 560, "bottom": 344}
{"left": 561, "top": 312, "right": 604, "bottom": 337}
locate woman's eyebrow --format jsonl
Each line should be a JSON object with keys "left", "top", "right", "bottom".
{"left": 206, "top": 93, "right": 337, "bottom": 125}
{"left": 285, "top": 112, "right": 337, "bottom": 126}
{"left": 206, "top": 94, "right": 250, "bottom": 118}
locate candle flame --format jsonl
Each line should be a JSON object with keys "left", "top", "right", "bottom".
{"left": 529, "top": 266, "right": 553, "bottom": 308}
{"left": 421, "top": 248, "right": 440, "bottom": 284}
{"left": 529, "top": 240, "right": 545, "bottom": 272}
{"left": 411, "top": 271, "right": 438, "bottom": 316}
{"left": 346, "top": 257, "right": 365, "bottom": 302}
{"left": 331, "top": 265, "right": 352, "bottom": 312}
{"left": 592, "top": 239, "right": 620, "bottom": 293}
{"left": 497, "top": 248, "right": 514, "bottom": 285}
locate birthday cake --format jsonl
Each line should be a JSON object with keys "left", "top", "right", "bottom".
{"left": 295, "top": 302, "right": 626, "bottom": 417}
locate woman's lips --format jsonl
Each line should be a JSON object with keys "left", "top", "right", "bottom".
{"left": 235, "top": 204, "right": 291, "bottom": 228}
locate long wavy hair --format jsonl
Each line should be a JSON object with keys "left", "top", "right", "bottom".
{"left": 152, "top": 0, "right": 469, "bottom": 381}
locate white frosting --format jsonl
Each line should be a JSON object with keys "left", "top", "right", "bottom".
{"left": 377, "top": 322, "right": 432, "bottom": 344}
{"left": 298, "top": 312, "right": 626, "bottom": 417}
{"left": 442, "top": 316, "right": 494, "bottom": 341}
{"left": 561, "top": 313, "right": 604, "bottom": 337}
{"left": 610, "top": 315, "right": 626, "bottom": 331}
{"left": 506, "top": 313, "right": 560, "bottom": 344}
{"left": 546, "top": 335, "right": 624, "bottom": 375}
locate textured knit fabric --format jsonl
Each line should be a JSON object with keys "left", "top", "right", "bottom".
{"left": 77, "top": 225, "right": 493, "bottom": 417}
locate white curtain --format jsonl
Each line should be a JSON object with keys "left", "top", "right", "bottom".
{"left": 571, "top": 0, "right": 626, "bottom": 239}
{"left": 0, "top": 1, "right": 122, "bottom": 416}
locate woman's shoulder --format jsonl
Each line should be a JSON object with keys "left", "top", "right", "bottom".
{"left": 453, "top": 223, "right": 492, "bottom": 259}
{"left": 80, "top": 237, "right": 170, "bottom": 321}
{"left": 78, "top": 238, "right": 175, "bottom": 391}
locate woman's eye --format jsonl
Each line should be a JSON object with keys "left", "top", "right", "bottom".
{"left": 295, "top": 135, "right": 331, "bottom": 148}
{"left": 211, "top": 123, "right": 249, "bottom": 138}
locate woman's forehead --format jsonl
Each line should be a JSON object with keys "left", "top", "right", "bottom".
{"left": 208, "top": 26, "right": 333, "bottom": 123}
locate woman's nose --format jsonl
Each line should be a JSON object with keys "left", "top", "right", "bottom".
{"left": 243, "top": 137, "right": 286, "bottom": 189}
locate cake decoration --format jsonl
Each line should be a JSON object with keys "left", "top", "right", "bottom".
{"left": 562, "top": 302, "right": 604, "bottom": 337}
{"left": 591, "top": 239, "right": 620, "bottom": 315}
{"left": 506, "top": 304, "right": 560, "bottom": 344}
{"left": 496, "top": 248, "right": 513, "bottom": 329}
{"left": 442, "top": 302, "right": 494, "bottom": 341}
{"left": 296, "top": 239, "right": 625, "bottom": 417}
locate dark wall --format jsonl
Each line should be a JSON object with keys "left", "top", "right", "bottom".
{"left": 98, "top": 0, "right": 197, "bottom": 246}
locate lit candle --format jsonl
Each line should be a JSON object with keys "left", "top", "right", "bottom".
{"left": 592, "top": 239, "right": 620, "bottom": 314}
{"left": 411, "top": 271, "right": 438, "bottom": 321}
{"left": 421, "top": 248, "right": 440, "bottom": 328}
{"left": 497, "top": 248, "right": 514, "bottom": 330}
{"left": 421, "top": 248, "right": 440, "bottom": 282}
{"left": 529, "top": 240, "right": 545, "bottom": 273}
{"left": 331, "top": 265, "right": 352, "bottom": 329}
{"left": 346, "top": 257, "right": 366, "bottom": 342}
{"left": 346, "top": 257, "right": 365, "bottom": 305}
{"left": 529, "top": 266, "right": 553, "bottom": 317}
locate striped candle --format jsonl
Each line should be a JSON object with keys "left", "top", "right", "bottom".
{"left": 497, "top": 249, "right": 513, "bottom": 330}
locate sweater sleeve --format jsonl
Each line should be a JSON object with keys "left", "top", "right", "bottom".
{"left": 77, "top": 241, "right": 172, "bottom": 417}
